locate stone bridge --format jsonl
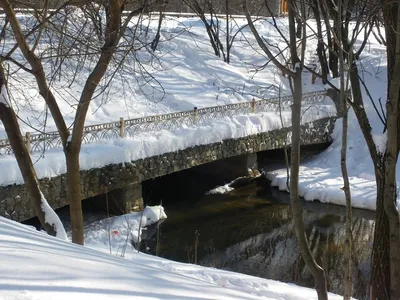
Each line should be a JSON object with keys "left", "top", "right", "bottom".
{"left": 0, "top": 91, "right": 339, "bottom": 222}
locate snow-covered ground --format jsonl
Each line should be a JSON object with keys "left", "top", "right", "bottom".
{"left": 0, "top": 18, "right": 335, "bottom": 185}
{"left": 0, "top": 13, "right": 394, "bottom": 206}
{"left": 266, "top": 49, "right": 399, "bottom": 210}
{"left": 0, "top": 210, "right": 350, "bottom": 300}
{"left": 0, "top": 15, "right": 393, "bottom": 212}
{"left": 0, "top": 15, "right": 336, "bottom": 185}
{"left": 0, "top": 13, "right": 391, "bottom": 299}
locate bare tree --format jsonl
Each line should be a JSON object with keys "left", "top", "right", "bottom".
{"left": 381, "top": 1, "right": 400, "bottom": 298}
{"left": 151, "top": 0, "right": 167, "bottom": 51}
{"left": 0, "top": 62, "right": 66, "bottom": 239}
{"left": 309, "top": 0, "right": 399, "bottom": 297}
{"left": 0, "top": 0, "right": 153, "bottom": 244}
{"left": 183, "top": 0, "right": 227, "bottom": 61}
{"left": 242, "top": 0, "right": 328, "bottom": 298}
{"left": 336, "top": 2, "right": 353, "bottom": 298}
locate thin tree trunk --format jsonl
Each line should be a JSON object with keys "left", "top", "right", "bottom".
{"left": 0, "top": 69, "right": 64, "bottom": 238}
{"left": 384, "top": 4, "right": 400, "bottom": 296}
{"left": 320, "top": 0, "right": 339, "bottom": 78}
{"left": 286, "top": 1, "right": 328, "bottom": 298}
{"left": 225, "top": 0, "right": 230, "bottom": 64}
{"left": 370, "top": 175, "right": 391, "bottom": 300}
{"left": 151, "top": 0, "right": 164, "bottom": 51}
{"left": 311, "top": 2, "right": 327, "bottom": 83}
{"left": 337, "top": 3, "right": 353, "bottom": 297}
{"left": 66, "top": 0, "right": 122, "bottom": 245}
{"left": 342, "top": 78, "right": 353, "bottom": 300}
{"left": 381, "top": 3, "right": 400, "bottom": 298}
{"left": 290, "top": 74, "right": 328, "bottom": 300}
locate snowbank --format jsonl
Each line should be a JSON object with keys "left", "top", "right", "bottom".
{"left": 84, "top": 206, "right": 167, "bottom": 256}
{"left": 0, "top": 215, "right": 350, "bottom": 299}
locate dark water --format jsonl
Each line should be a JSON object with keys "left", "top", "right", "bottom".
{"left": 141, "top": 176, "right": 374, "bottom": 300}
{"left": 22, "top": 149, "right": 374, "bottom": 300}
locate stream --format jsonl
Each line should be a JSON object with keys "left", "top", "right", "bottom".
{"left": 141, "top": 174, "right": 374, "bottom": 300}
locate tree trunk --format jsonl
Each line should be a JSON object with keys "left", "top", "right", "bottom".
{"left": 0, "top": 73, "right": 61, "bottom": 237}
{"left": 225, "top": 0, "right": 230, "bottom": 64}
{"left": 345, "top": 55, "right": 392, "bottom": 300}
{"left": 311, "top": 2, "right": 328, "bottom": 83}
{"left": 151, "top": 0, "right": 164, "bottom": 51}
{"left": 66, "top": 0, "right": 122, "bottom": 244}
{"left": 383, "top": 4, "right": 400, "bottom": 299}
{"left": 321, "top": 0, "right": 339, "bottom": 78}
{"left": 290, "top": 73, "right": 328, "bottom": 300}
{"left": 66, "top": 148, "right": 84, "bottom": 245}
{"left": 337, "top": 4, "right": 353, "bottom": 297}
{"left": 370, "top": 174, "right": 391, "bottom": 300}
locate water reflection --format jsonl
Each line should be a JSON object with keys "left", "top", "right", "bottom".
{"left": 142, "top": 179, "right": 374, "bottom": 299}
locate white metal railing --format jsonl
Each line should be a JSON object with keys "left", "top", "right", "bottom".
{"left": 0, "top": 90, "right": 328, "bottom": 155}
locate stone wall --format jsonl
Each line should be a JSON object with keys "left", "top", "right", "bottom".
{"left": 0, "top": 117, "right": 336, "bottom": 222}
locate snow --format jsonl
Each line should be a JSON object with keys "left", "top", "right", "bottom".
{"left": 0, "top": 13, "right": 386, "bottom": 299}
{"left": 0, "top": 214, "right": 350, "bottom": 300}
{"left": 267, "top": 73, "right": 400, "bottom": 210}
{"left": 0, "top": 105, "right": 335, "bottom": 186}
{"left": 267, "top": 166, "right": 379, "bottom": 210}
{"left": 84, "top": 206, "right": 167, "bottom": 254}
{"left": 0, "top": 13, "right": 395, "bottom": 212}
{"left": 372, "top": 131, "right": 387, "bottom": 154}
{"left": 0, "top": 16, "right": 338, "bottom": 187}
{"left": 40, "top": 192, "right": 68, "bottom": 241}
{"left": 206, "top": 183, "right": 234, "bottom": 194}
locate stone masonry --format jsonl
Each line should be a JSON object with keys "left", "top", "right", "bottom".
{"left": 0, "top": 116, "right": 336, "bottom": 222}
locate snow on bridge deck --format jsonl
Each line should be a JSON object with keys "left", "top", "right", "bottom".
{"left": 0, "top": 91, "right": 337, "bottom": 221}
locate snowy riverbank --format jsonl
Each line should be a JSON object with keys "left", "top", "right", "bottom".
{"left": 0, "top": 209, "right": 351, "bottom": 300}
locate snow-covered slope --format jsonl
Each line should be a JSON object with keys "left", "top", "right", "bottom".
{"left": 266, "top": 36, "right": 400, "bottom": 210}
{"left": 0, "top": 216, "right": 349, "bottom": 300}
{"left": 0, "top": 15, "right": 336, "bottom": 186}
{"left": 0, "top": 13, "right": 396, "bottom": 209}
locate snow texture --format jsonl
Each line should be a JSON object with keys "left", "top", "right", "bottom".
{"left": 40, "top": 192, "right": 68, "bottom": 241}
{"left": 0, "top": 215, "right": 351, "bottom": 300}
{"left": 0, "top": 15, "right": 397, "bottom": 213}
{"left": 372, "top": 131, "right": 387, "bottom": 154}
{"left": 84, "top": 206, "right": 167, "bottom": 254}
{"left": 0, "top": 105, "right": 335, "bottom": 186}
{"left": 207, "top": 183, "right": 234, "bottom": 195}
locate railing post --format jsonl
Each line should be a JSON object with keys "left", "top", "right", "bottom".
{"left": 25, "top": 132, "right": 31, "bottom": 153}
{"left": 251, "top": 98, "right": 256, "bottom": 113}
{"left": 193, "top": 107, "right": 198, "bottom": 124}
{"left": 119, "top": 117, "right": 125, "bottom": 138}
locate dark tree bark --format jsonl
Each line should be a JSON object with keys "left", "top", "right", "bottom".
{"left": 370, "top": 176, "right": 391, "bottom": 300}
{"left": 310, "top": 1, "right": 328, "bottom": 83}
{"left": 382, "top": 2, "right": 400, "bottom": 298}
{"left": 151, "top": 0, "right": 165, "bottom": 51}
{"left": 320, "top": 0, "right": 339, "bottom": 78}
{"left": 184, "top": 0, "right": 227, "bottom": 61}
